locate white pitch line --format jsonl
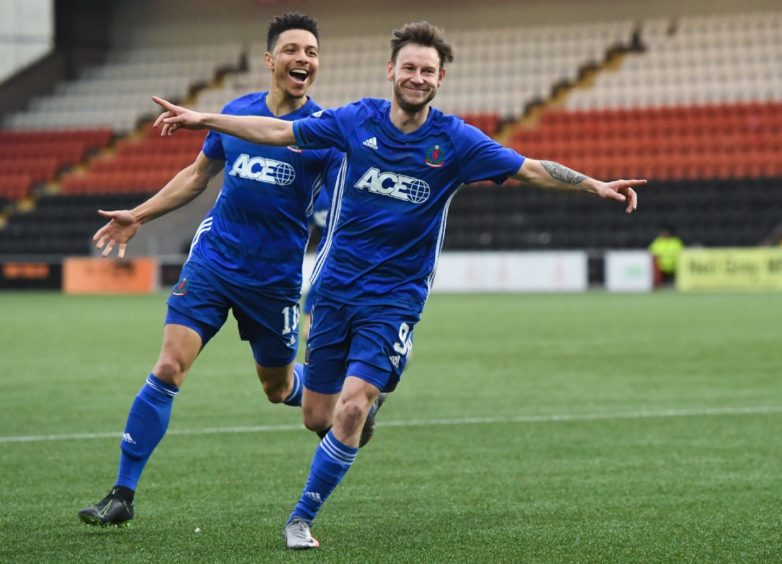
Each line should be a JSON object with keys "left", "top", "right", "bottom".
{"left": 1, "top": 404, "right": 780, "bottom": 445}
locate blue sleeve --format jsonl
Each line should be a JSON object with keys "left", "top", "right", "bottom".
{"left": 456, "top": 123, "right": 525, "bottom": 185}
{"left": 201, "top": 130, "right": 225, "bottom": 161}
{"left": 293, "top": 105, "right": 353, "bottom": 152}
{"left": 202, "top": 99, "right": 242, "bottom": 160}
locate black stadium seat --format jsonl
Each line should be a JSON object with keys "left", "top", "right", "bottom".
{"left": 443, "top": 178, "right": 782, "bottom": 251}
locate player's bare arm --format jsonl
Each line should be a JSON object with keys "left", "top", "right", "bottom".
{"left": 152, "top": 96, "right": 295, "bottom": 146}
{"left": 93, "top": 152, "right": 223, "bottom": 258}
{"left": 513, "top": 158, "right": 643, "bottom": 214}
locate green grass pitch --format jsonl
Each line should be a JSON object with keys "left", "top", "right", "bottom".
{"left": 1, "top": 291, "right": 780, "bottom": 562}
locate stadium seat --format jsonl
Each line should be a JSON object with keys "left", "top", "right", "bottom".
{"left": 1, "top": 12, "right": 780, "bottom": 257}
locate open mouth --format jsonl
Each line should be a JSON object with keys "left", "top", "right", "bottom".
{"left": 289, "top": 68, "right": 310, "bottom": 84}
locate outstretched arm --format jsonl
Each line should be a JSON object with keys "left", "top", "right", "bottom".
{"left": 513, "top": 158, "right": 643, "bottom": 214}
{"left": 93, "top": 152, "right": 223, "bottom": 257}
{"left": 152, "top": 96, "right": 296, "bottom": 146}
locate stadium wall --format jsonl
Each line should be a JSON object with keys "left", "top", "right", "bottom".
{"left": 0, "top": 0, "right": 111, "bottom": 117}
{"left": 0, "top": 53, "right": 66, "bottom": 120}
{"left": 107, "top": 0, "right": 780, "bottom": 47}
{"left": 54, "top": 0, "right": 112, "bottom": 70}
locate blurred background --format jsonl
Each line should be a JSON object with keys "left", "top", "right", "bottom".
{"left": 1, "top": 0, "right": 781, "bottom": 294}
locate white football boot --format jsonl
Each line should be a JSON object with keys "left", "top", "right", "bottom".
{"left": 284, "top": 518, "right": 320, "bottom": 549}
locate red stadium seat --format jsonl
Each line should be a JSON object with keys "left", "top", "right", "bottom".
{"left": 0, "top": 174, "right": 35, "bottom": 200}
{"left": 530, "top": 101, "right": 782, "bottom": 180}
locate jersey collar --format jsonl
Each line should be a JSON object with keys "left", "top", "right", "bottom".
{"left": 260, "top": 91, "right": 317, "bottom": 120}
{"left": 378, "top": 100, "right": 441, "bottom": 143}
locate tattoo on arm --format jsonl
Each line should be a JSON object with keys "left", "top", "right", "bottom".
{"left": 541, "top": 160, "right": 587, "bottom": 186}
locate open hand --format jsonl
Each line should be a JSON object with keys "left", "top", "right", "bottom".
{"left": 92, "top": 210, "right": 141, "bottom": 258}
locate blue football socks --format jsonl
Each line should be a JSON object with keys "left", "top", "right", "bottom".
{"left": 283, "top": 363, "right": 304, "bottom": 407}
{"left": 115, "top": 374, "right": 179, "bottom": 491}
{"left": 289, "top": 430, "right": 358, "bottom": 524}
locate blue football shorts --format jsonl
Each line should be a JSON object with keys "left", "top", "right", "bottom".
{"left": 165, "top": 260, "right": 300, "bottom": 367}
{"left": 304, "top": 295, "right": 421, "bottom": 394}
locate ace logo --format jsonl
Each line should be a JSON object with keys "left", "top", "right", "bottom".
{"left": 229, "top": 153, "right": 296, "bottom": 186}
{"left": 354, "top": 167, "right": 431, "bottom": 204}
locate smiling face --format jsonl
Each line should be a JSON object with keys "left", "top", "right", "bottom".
{"left": 387, "top": 43, "right": 445, "bottom": 114}
{"left": 265, "top": 28, "right": 319, "bottom": 100}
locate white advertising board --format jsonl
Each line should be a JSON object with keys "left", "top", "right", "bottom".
{"left": 304, "top": 252, "right": 588, "bottom": 294}
{"left": 605, "top": 251, "right": 653, "bottom": 292}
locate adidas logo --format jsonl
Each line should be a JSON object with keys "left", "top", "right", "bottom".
{"left": 362, "top": 137, "right": 378, "bottom": 150}
{"left": 121, "top": 432, "right": 136, "bottom": 444}
{"left": 389, "top": 355, "right": 401, "bottom": 368}
{"left": 304, "top": 491, "right": 323, "bottom": 504}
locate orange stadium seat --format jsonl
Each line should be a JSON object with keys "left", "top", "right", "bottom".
{"left": 0, "top": 129, "right": 114, "bottom": 189}
{"left": 60, "top": 170, "right": 176, "bottom": 195}
{"left": 0, "top": 157, "right": 63, "bottom": 182}
{"left": 56, "top": 127, "right": 207, "bottom": 196}
{"left": 89, "top": 154, "right": 194, "bottom": 174}
{"left": 527, "top": 101, "right": 782, "bottom": 180}
{"left": 460, "top": 113, "right": 501, "bottom": 136}
{"left": 0, "top": 174, "right": 35, "bottom": 200}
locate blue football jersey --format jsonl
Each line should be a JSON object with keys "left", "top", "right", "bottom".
{"left": 190, "top": 92, "right": 338, "bottom": 296}
{"left": 293, "top": 98, "right": 525, "bottom": 311}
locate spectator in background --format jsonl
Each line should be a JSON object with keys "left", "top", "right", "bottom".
{"left": 649, "top": 224, "right": 684, "bottom": 286}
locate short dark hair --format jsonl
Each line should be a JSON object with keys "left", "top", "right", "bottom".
{"left": 266, "top": 12, "right": 319, "bottom": 52}
{"left": 390, "top": 21, "right": 454, "bottom": 69}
